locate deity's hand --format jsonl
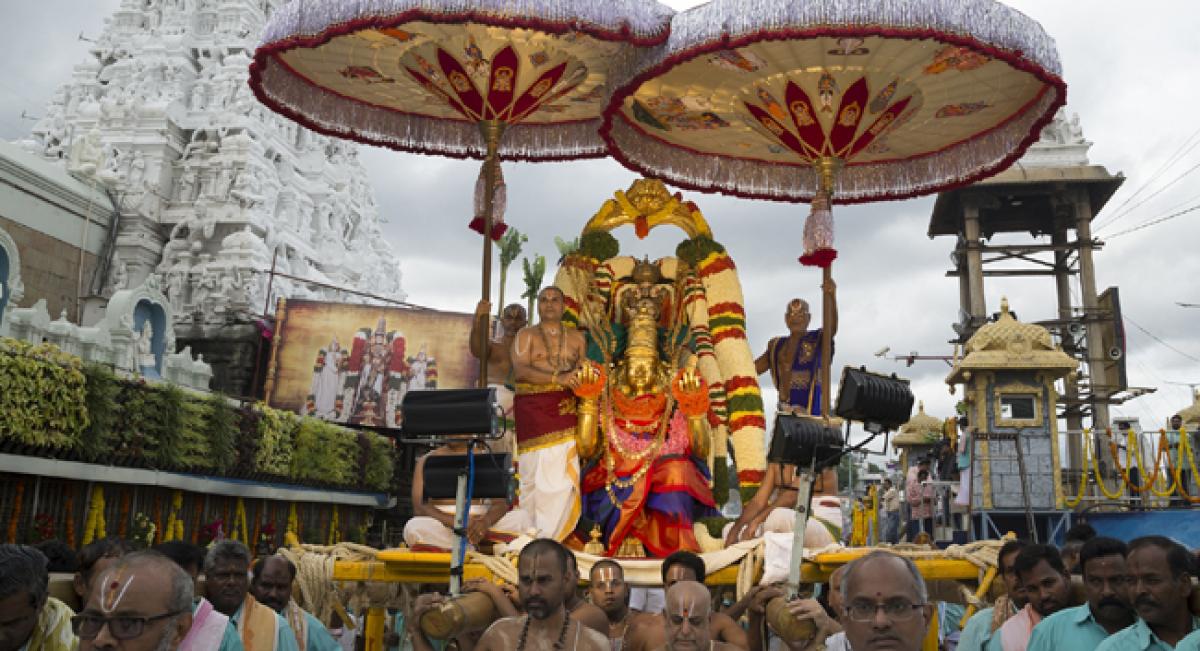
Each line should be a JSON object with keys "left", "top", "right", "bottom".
{"left": 671, "top": 366, "right": 709, "bottom": 418}
{"left": 570, "top": 361, "right": 606, "bottom": 399}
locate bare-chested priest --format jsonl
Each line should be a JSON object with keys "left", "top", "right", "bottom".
{"left": 471, "top": 300, "right": 528, "bottom": 449}
{"left": 402, "top": 438, "right": 532, "bottom": 550}
{"left": 511, "top": 287, "right": 587, "bottom": 541}
{"left": 588, "top": 560, "right": 659, "bottom": 651}
{"left": 475, "top": 539, "right": 608, "bottom": 651}
{"left": 746, "top": 287, "right": 840, "bottom": 515}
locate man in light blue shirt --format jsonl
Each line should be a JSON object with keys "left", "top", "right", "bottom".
{"left": 1028, "top": 537, "right": 1136, "bottom": 651}
{"left": 1096, "top": 536, "right": 1198, "bottom": 651}
{"left": 251, "top": 556, "right": 340, "bottom": 651}
{"left": 207, "top": 541, "right": 301, "bottom": 651}
{"left": 958, "top": 539, "right": 1027, "bottom": 651}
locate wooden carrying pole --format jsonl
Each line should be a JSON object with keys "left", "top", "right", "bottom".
{"left": 476, "top": 120, "right": 506, "bottom": 388}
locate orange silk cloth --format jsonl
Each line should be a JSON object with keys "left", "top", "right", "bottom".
{"left": 237, "top": 594, "right": 281, "bottom": 651}
{"left": 513, "top": 384, "right": 577, "bottom": 452}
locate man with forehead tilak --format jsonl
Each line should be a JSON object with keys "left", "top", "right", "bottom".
{"left": 626, "top": 553, "right": 747, "bottom": 651}
{"left": 652, "top": 581, "right": 741, "bottom": 651}
{"left": 839, "top": 551, "right": 932, "bottom": 651}
{"left": 474, "top": 539, "right": 607, "bottom": 651}
{"left": 587, "top": 561, "right": 658, "bottom": 651}
{"left": 205, "top": 541, "right": 299, "bottom": 651}
{"left": 511, "top": 286, "right": 588, "bottom": 541}
{"left": 75, "top": 551, "right": 194, "bottom": 651}
{"left": 1026, "top": 537, "right": 1135, "bottom": 651}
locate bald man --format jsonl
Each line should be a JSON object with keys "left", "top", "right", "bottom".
{"left": 653, "top": 581, "right": 741, "bottom": 651}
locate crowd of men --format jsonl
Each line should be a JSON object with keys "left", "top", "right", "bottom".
{"left": 0, "top": 539, "right": 345, "bottom": 651}
{"left": 6, "top": 527, "right": 1200, "bottom": 651}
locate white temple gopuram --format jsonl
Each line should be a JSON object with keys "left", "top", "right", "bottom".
{"left": 10, "top": 0, "right": 406, "bottom": 395}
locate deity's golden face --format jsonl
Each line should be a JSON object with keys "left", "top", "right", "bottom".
{"left": 624, "top": 352, "right": 659, "bottom": 394}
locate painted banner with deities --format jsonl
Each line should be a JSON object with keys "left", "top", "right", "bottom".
{"left": 265, "top": 298, "right": 479, "bottom": 427}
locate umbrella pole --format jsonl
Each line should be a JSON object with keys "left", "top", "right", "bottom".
{"left": 477, "top": 120, "right": 506, "bottom": 388}
{"left": 821, "top": 264, "right": 833, "bottom": 419}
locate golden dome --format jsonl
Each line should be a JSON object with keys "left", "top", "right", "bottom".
{"left": 894, "top": 402, "right": 943, "bottom": 447}
{"left": 946, "top": 297, "right": 1077, "bottom": 384}
{"left": 1178, "top": 390, "right": 1200, "bottom": 425}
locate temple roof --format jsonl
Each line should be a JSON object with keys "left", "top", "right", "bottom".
{"left": 946, "top": 297, "right": 1077, "bottom": 384}
{"left": 894, "top": 402, "right": 944, "bottom": 447}
{"left": 1178, "top": 390, "right": 1200, "bottom": 425}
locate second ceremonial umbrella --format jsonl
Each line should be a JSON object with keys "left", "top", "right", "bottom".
{"left": 600, "top": 0, "right": 1067, "bottom": 419}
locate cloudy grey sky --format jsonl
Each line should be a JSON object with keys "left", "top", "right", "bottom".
{"left": 2, "top": 1, "right": 1198, "bottom": 444}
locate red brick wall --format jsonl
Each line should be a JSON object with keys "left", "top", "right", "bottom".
{"left": 0, "top": 215, "right": 99, "bottom": 323}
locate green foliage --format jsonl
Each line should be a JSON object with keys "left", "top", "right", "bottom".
{"left": 205, "top": 394, "right": 238, "bottom": 473}
{"left": 177, "top": 398, "right": 212, "bottom": 470}
{"left": 521, "top": 254, "right": 547, "bottom": 317}
{"left": 290, "top": 417, "right": 356, "bottom": 485}
{"left": 554, "top": 235, "right": 581, "bottom": 259}
{"left": 80, "top": 363, "right": 120, "bottom": 462}
{"left": 255, "top": 404, "right": 298, "bottom": 476}
{"left": 0, "top": 339, "right": 89, "bottom": 450}
{"left": 675, "top": 236, "right": 726, "bottom": 267}
{"left": 578, "top": 231, "right": 619, "bottom": 261}
{"left": 497, "top": 228, "right": 528, "bottom": 269}
{"left": 363, "top": 436, "right": 396, "bottom": 491}
{"left": 143, "top": 383, "right": 186, "bottom": 468}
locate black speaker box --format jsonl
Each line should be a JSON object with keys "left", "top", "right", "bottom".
{"left": 834, "top": 366, "right": 914, "bottom": 431}
{"left": 767, "top": 415, "right": 844, "bottom": 470}
{"left": 400, "top": 388, "right": 496, "bottom": 437}
{"left": 422, "top": 453, "right": 513, "bottom": 500}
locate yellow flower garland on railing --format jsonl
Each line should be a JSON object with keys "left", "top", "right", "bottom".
{"left": 81, "top": 486, "right": 107, "bottom": 546}
{"left": 1064, "top": 429, "right": 1092, "bottom": 508}
{"left": 1110, "top": 429, "right": 1155, "bottom": 493}
{"left": 286, "top": 502, "right": 299, "bottom": 541}
{"left": 1177, "top": 430, "right": 1200, "bottom": 504}
{"left": 7, "top": 479, "right": 25, "bottom": 544}
{"left": 1090, "top": 431, "right": 1126, "bottom": 500}
{"left": 230, "top": 498, "right": 249, "bottom": 543}
{"left": 163, "top": 490, "right": 184, "bottom": 542}
{"left": 1146, "top": 430, "right": 1179, "bottom": 498}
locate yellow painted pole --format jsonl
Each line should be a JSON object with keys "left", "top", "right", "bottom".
{"left": 364, "top": 607, "right": 386, "bottom": 651}
{"left": 960, "top": 565, "right": 998, "bottom": 627}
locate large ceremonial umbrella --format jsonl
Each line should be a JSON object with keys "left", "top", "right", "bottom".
{"left": 600, "top": 0, "right": 1067, "bottom": 419}
{"left": 249, "top": 0, "right": 674, "bottom": 385}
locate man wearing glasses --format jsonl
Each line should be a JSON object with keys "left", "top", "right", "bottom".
{"left": 0, "top": 545, "right": 77, "bottom": 651}
{"left": 72, "top": 551, "right": 193, "bottom": 651}
{"left": 840, "top": 551, "right": 932, "bottom": 651}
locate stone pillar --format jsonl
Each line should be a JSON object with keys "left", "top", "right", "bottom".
{"left": 962, "top": 196, "right": 987, "bottom": 322}
{"left": 1074, "top": 190, "right": 1109, "bottom": 430}
{"left": 1052, "top": 221, "right": 1083, "bottom": 470}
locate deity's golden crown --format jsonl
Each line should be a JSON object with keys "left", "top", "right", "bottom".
{"left": 624, "top": 259, "right": 664, "bottom": 358}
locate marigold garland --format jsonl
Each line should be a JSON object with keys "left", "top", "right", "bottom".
{"left": 287, "top": 502, "right": 299, "bottom": 541}
{"left": 1146, "top": 431, "right": 1179, "bottom": 498}
{"left": 1064, "top": 429, "right": 1092, "bottom": 508}
{"left": 81, "top": 486, "right": 107, "bottom": 546}
{"left": 7, "top": 479, "right": 26, "bottom": 544}
{"left": 231, "top": 498, "right": 249, "bottom": 544}
{"left": 163, "top": 490, "right": 184, "bottom": 542}
{"left": 117, "top": 489, "right": 132, "bottom": 538}
{"left": 63, "top": 487, "right": 76, "bottom": 548}
{"left": 1089, "top": 431, "right": 1125, "bottom": 500}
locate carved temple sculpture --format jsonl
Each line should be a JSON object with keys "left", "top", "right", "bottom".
{"left": 551, "top": 178, "right": 768, "bottom": 557}
{"left": 15, "top": 0, "right": 405, "bottom": 338}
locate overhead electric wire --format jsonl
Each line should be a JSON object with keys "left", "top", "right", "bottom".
{"left": 1123, "top": 314, "right": 1200, "bottom": 364}
{"left": 1096, "top": 124, "right": 1200, "bottom": 231}
{"left": 1105, "top": 202, "right": 1200, "bottom": 239}
{"left": 1096, "top": 159, "right": 1200, "bottom": 234}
